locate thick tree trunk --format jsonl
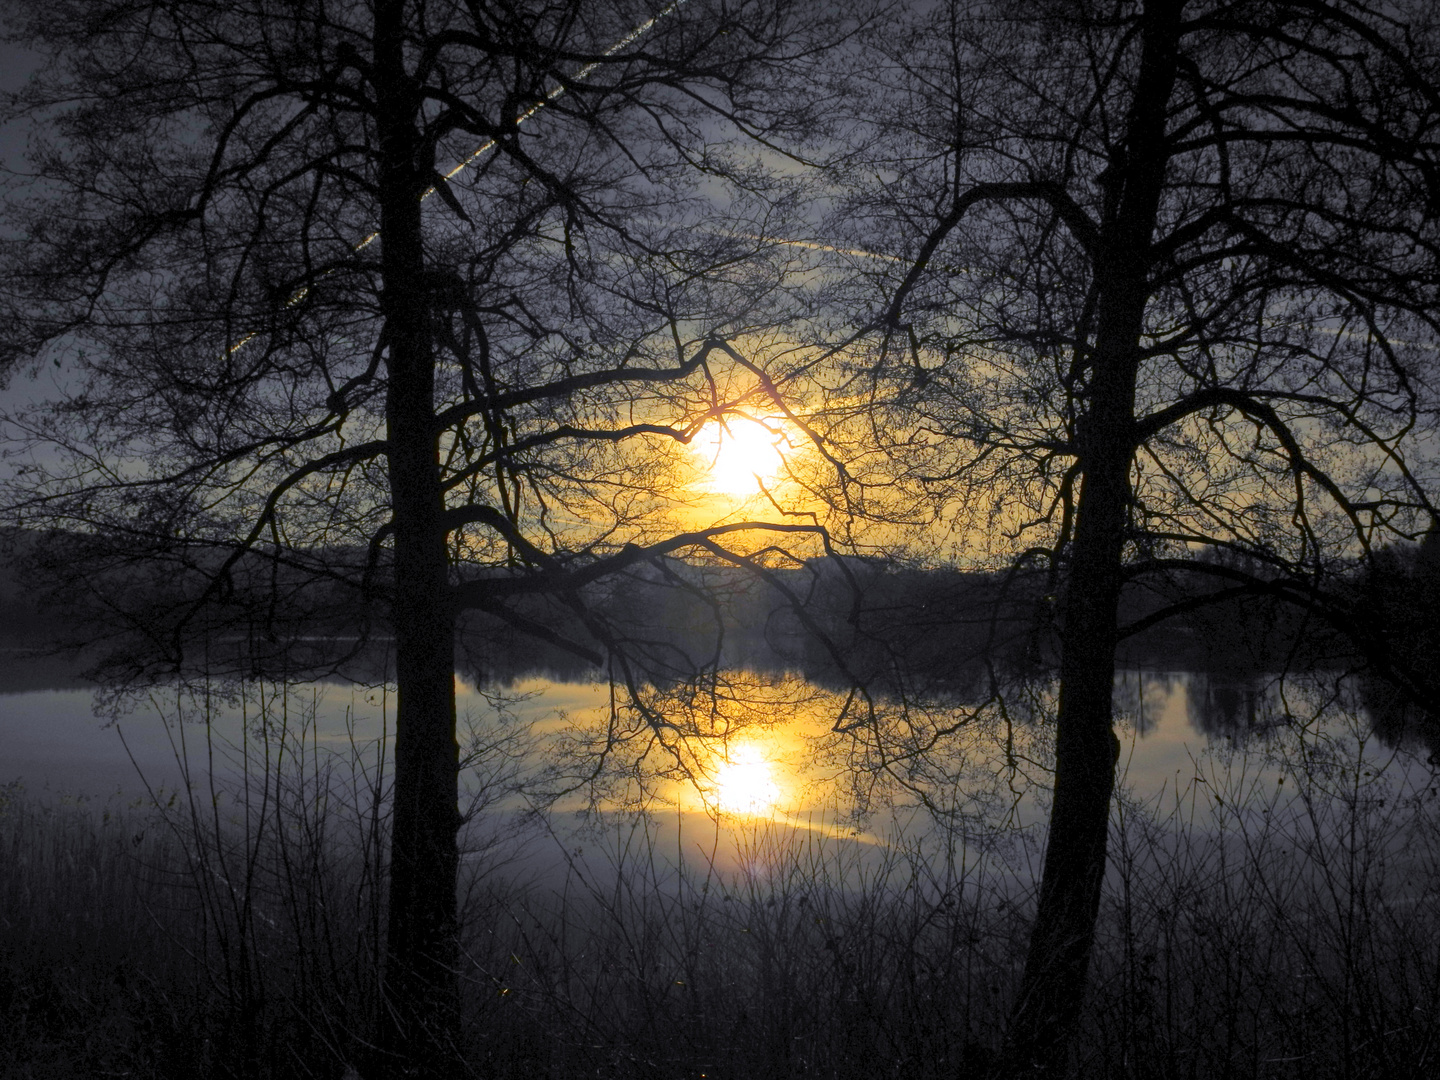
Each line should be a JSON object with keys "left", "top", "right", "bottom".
{"left": 373, "top": 2, "right": 462, "bottom": 1075}
{"left": 998, "top": 3, "right": 1182, "bottom": 1075}
{"left": 1000, "top": 392, "right": 1131, "bottom": 1076}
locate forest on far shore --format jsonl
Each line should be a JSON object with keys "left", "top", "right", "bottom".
{"left": 7, "top": 526, "right": 1439, "bottom": 752}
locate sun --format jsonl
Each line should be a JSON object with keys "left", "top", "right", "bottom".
{"left": 692, "top": 415, "right": 789, "bottom": 497}
{"left": 714, "top": 743, "right": 781, "bottom": 816}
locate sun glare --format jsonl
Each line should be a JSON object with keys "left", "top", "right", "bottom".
{"left": 693, "top": 415, "right": 789, "bottom": 497}
{"left": 714, "top": 743, "right": 782, "bottom": 816}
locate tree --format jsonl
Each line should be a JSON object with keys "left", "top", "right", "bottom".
{"left": 825, "top": 0, "right": 1440, "bottom": 1072}
{"left": 0, "top": 1, "right": 852, "bottom": 1072}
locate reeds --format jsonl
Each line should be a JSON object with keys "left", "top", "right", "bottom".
{"left": 1090, "top": 709, "right": 1440, "bottom": 1079}
{"left": 0, "top": 781, "right": 207, "bottom": 1076}
{"left": 3, "top": 682, "right": 1439, "bottom": 1079}
{"left": 465, "top": 812, "right": 1025, "bottom": 1079}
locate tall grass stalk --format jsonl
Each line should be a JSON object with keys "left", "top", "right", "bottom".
{"left": 4, "top": 681, "right": 1439, "bottom": 1078}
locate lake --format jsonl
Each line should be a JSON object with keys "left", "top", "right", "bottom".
{"left": 3, "top": 657, "right": 1432, "bottom": 866}
{"left": 5, "top": 652, "right": 1438, "bottom": 1080}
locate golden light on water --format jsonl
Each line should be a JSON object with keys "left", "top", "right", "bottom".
{"left": 714, "top": 743, "right": 782, "bottom": 816}
{"left": 692, "top": 415, "right": 791, "bottom": 497}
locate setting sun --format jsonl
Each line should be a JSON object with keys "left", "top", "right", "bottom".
{"left": 714, "top": 743, "right": 781, "bottom": 816}
{"left": 693, "top": 415, "right": 790, "bottom": 497}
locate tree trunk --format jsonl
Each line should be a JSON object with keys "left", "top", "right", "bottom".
{"left": 998, "top": 3, "right": 1182, "bottom": 1074}
{"left": 374, "top": 2, "right": 462, "bottom": 1074}
{"left": 1000, "top": 389, "right": 1131, "bottom": 1077}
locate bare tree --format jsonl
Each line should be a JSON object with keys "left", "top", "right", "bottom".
{"left": 0, "top": 0, "right": 855, "bottom": 1072}
{"left": 824, "top": 0, "right": 1440, "bottom": 1072}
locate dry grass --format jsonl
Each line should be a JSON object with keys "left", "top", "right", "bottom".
{"left": 3, "top": 686, "right": 1439, "bottom": 1079}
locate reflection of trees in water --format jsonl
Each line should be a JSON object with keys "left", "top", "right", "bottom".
{"left": 28, "top": 550, "right": 1432, "bottom": 767}
{"left": 1184, "top": 673, "right": 1280, "bottom": 741}
{"left": 459, "top": 546, "right": 1440, "bottom": 768}
{"left": 1113, "top": 670, "right": 1179, "bottom": 738}
{"left": 1355, "top": 536, "right": 1440, "bottom": 758}
{"left": 38, "top": 565, "right": 1427, "bottom": 804}
{"left": 806, "top": 666, "right": 1060, "bottom": 830}
{"left": 1360, "top": 674, "right": 1440, "bottom": 759}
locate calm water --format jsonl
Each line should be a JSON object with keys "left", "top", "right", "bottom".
{"left": 0, "top": 672, "right": 604, "bottom": 801}
{"left": 2, "top": 662, "right": 1428, "bottom": 831}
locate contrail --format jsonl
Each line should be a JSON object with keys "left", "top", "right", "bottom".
{"left": 425, "top": 0, "right": 693, "bottom": 196}
{"left": 232, "top": 0, "right": 692, "bottom": 351}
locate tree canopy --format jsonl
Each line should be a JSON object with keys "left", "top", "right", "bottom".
{"left": 820, "top": 0, "right": 1440, "bottom": 1071}
{"left": 0, "top": 0, "right": 860, "bottom": 1072}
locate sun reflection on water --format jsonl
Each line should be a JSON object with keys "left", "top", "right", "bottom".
{"left": 713, "top": 743, "right": 782, "bottom": 816}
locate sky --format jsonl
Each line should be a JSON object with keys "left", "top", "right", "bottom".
{"left": 0, "top": 33, "right": 47, "bottom": 422}
{"left": 0, "top": 30, "right": 38, "bottom": 175}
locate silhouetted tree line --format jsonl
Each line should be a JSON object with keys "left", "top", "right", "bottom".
{"left": 0, "top": 526, "right": 1405, "bottom": 714}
